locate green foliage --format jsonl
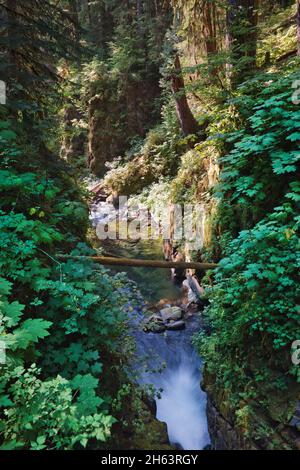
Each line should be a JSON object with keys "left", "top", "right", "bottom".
{"left": 0, "top": 365, "right": 114, "bottom": 450}
{"left": 196, "top": 196, "right": 300, "bottom": 443}
{"left": 74, "top": 2, "right": 172, "bottom": 175}
{"left": 216, "top": 70, "right": 300, "bottom": 234}
{"left": 0, "top": 278, "right": 113, "bottom": 449}
{"left": 0, "top": 122, "right": 136, "bottom": 449}
{"left": 194, "top": 70, "right": 300, "bottom": 445}
{"left": 198, "top": 192, "right": 299, "bottom": 371}
{"left": 1, "top": 0, "right": 299, "bottom": 451}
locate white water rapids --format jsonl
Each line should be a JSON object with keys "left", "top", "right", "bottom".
{"left": 155, "top": 359, "right": 210, "bottom": 450}
{"left": 134, "top": 318, "right": 210, "bottom": 450}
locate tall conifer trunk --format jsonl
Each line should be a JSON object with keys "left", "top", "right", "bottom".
{"left": 297, "top": 0, "right": 300, "bottom": 56}
{"left": 67, "top": 0, "right": 80, "bottom": 45}
{"left": 6, "top": 0, "right": 18, "bottom": 78}
{"left": 171, "top": 54, "right": 199, "bottom": 136}
{"left": 202, "top": 0, "right": 218, "bottom": 78}
{"left": 202, "top": 0, "right": 218, "bottom": 57}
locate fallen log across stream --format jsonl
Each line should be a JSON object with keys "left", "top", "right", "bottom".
{"left": 56, "top": 255, "right": 218, "bottom": 271}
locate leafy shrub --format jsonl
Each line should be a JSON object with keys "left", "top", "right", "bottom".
{"left": 216, "top": 70, "right": 300, "bottom": 236}
{"left": 194, "top": 70, "right": 300, "bottom": 445}
{"left": 0, "top": 122, "right": 135, "bottom": 449}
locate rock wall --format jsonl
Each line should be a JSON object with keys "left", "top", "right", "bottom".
{"left": 111, "top": 387, "right": 173, "bottom": 450}
{"left": 206, "top": 396, "right": 257, "bottom": 450}
{"left": 203, "top": 370, "right": 300, "bottom": 450}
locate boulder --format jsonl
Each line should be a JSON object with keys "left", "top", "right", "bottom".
{"left": 150, "top": 323, "right": 166, "bottom": 333}
{"left": 289, "top": 401, "right": 300, "bottom": 431}
{"left": 160, "top": 306, "right": 183, "bottom": 323}
{"left": 148, "top": 314, "right": 164, "bottom": 323}
{"left": 166, "top": 320, "right": 186, "bottom": 331}
{"left": 142, "top": 314, "right": 166, "bottom": 333}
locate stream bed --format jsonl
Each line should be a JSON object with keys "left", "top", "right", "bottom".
{"left": 90, "top": 200, "right": 210, "bottom": 450}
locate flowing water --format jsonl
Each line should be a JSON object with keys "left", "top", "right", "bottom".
{"left": 90, "top": 200, "right": 210, "bottom": 450}
{"left": 134, "top": 317, "right": 210, "bottom": 450}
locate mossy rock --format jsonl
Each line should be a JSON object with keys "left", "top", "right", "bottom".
{"left": 132, "top": 420, "right": 173, "bottom": 450}
{"left": 110, "top": 383, "right": 173, "bottom": 450}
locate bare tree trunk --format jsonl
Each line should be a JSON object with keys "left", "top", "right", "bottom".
{"left": 67, "top": 0, "right": 81, "bottom": 56}
{"left": 202, "top": 0, "right": 217, "bottom": 57}
{"left": 68, "top": 0, "right": 79, "bottom": 39}
{"left": 171, "top": 54, "right": 199, "bottom": 136}
{"left": 136, "top": 0, "right": 144, "bottom": 43}
{"left": 85, "top": 0, "right": 92, "bottom": 26}
{"left": 56, "top": 255, "right": 218, "bottom": 271}
{"left": 297, "top": 0, "right": 300, "bottom": 56}
{"left": 137, "top": 0, "right": 142, "bottom": 20}
{"left": 202, "top": 0, "right": 218, "bottom": 78}
{"left": 6, "top": 0, "right": 18, "bottom": 78}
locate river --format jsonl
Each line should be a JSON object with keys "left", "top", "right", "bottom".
{"left": 90, "top": 199, "right": 210, "bottom": 450}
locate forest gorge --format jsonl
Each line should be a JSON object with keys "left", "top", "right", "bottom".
{"left": 0, "top": 0, "right": 300, "bottom": 451}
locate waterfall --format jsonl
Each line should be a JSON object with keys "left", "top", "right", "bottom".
{"left": 134, "top": 318, "right": 210, "bottom": 450}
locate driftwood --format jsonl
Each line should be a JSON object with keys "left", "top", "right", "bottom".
{"left": 90, "top": 183, "right": 102, "bottom": 193}
{"left": 276, "top": 49, "right": 297, "bottom": 62}
{"left": 89, "top": 183, "right": 107, "bottom": 202}
{"left": 56, "top": 255, "right": 218, "bottom": 271}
